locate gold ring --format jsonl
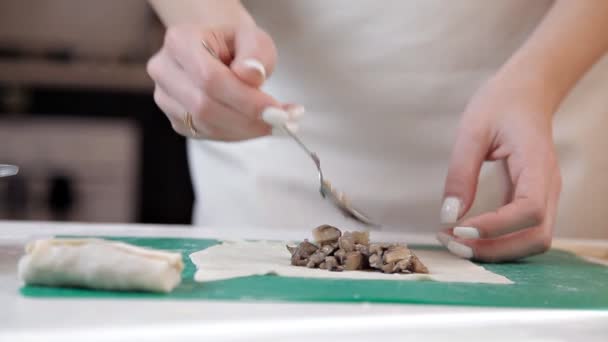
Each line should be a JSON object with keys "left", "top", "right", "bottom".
{"left": 201, "top": 39, "right": 219, "bottom": 60}
{"left": 184, "top": 111, "right": 198, "bottom": 137}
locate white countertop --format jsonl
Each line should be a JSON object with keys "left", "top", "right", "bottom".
{"left": 1, "top": 220, "right": 607, "bottom": 342}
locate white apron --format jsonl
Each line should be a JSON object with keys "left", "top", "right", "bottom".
{"left": 189, "top": 0, "right": 608, "bottom": 238}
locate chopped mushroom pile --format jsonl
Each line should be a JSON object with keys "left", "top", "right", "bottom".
{"left": 287, "top": 225, "right": 428, "bottom": 274}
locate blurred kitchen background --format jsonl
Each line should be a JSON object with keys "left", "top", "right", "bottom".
{"left": 0, "top": 0, "right": 194, "bottom": 224}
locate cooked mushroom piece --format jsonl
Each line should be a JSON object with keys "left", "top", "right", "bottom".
{"left": 324, "top": 256, "right": 340, "bottom": 271}
{"left": 338, "top": 232, "right": 355, "bottom": 252}
{"left": 333, "top": 248, "right": 346, "bottom": 264}
{"left": 320, "top": 243, "right": 337, "bottom": 255}
{"left": 410, "top": 253, "right": 429, "bottom": 274}
{"left": 295, "top": 240, "right": 318, "bottom": 257}
{"left": 381, "top": 261, "right": 396, "bottom": 273}
{"left": 383, "top": 245, "right": 412, "bottom": 264}
{"left": 368, "top": 253, "right": 382, "bottom": 269}
{"left": 369, "top": 243, "right": 389, "bottom": 257}
{"left": 392, "top": 259, "right": 412, "bottom": 273}
{"left": 292, "top": 258, "right": 309, "bottom": 267}
{"left": 312, "top": 225, "right": 342, "bottom": 245}
{"left": 343, "top": 251, "right": 364, "bottom": 270}
{"left": 306, "top": 251, "right": 327, "bottom": 268}
{"left": 351, "top": 231, "right": 369, "bottom": 246}
{"left": 287, "top": 239, "right": 319, "bottom": 266}
{"left": 354, "top": 244, "right": 369, "bottom": 256}
{"left": 289, "top": 227, "right": 429, "bottom": 275}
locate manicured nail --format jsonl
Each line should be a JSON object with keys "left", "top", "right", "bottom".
{"left": 242, "top": 58, "right": 266, "bottom": 79}
{"left": 262, "top": 107, "right": 289, "bottom": 127}
{"left": 287, "top": 105, "right": 305, "bottom": 120}
{"left": 453, "top": 226, "right": 480, "bottom": 239}
{"left": 447, "top": 241, "right": 474, "bottom": 259}
{"left": 436, "top": 232, "right": 452, "bottom": 246}
{"left": 440, "top": 197, "right": 462, "bottom": 224}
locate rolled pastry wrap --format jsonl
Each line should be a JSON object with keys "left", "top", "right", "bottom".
{"left": 18, "top": 238, "right": 184, "bottom": 293}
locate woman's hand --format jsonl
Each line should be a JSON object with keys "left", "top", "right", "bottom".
{"left": 438, "top": 74, "right": 562, "bottom": 262}
{"left": 147, "top": 24, "right": 300, "bottom": 141}
{"left": 436, "top": 0, "right": 608, "bottom": 262}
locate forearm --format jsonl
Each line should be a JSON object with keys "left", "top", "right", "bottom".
{"left": 148, "top": 0, "right": 254, "bottom": 27}
{"left": 496, "top": 0, "right": 608, "bottom": 111}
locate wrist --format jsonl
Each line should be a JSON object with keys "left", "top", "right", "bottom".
{"left": 489, "top": 65, "right": 564, "bottom": 118}
{"left": 150, "top": 0, "right": 256, "bottom": 29}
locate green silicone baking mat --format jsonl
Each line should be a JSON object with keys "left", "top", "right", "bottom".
{"left": 20, "top": 237, "right": 608, "bottom": 309}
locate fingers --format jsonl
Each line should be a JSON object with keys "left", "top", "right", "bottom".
{"left": 438, "top": 107, "right": 560, "bottom": 262}
{"left": 454, "top": 153, "right": 550, "bottom": 239}
{"left": 440, "top": 123, "right": 491, "bottom": 224}
{"left": 438, "top": 168, "right": 560, "bottom": 262}
{"left": 147, "top": 50, "right": 201, "bottom": 117}
{"left": 230, "top": 27, "right": 277, "bottom": 87}
{"left": 440, "top": 224, "right": 551, "bottom": 263}
{"left": 197, "top": 29, "right": 234, "bottom": 64}
{"left": 153, "top": 83, "right": 271, "bottom": 141}
{"left": 148, "top": 49, "right": 270, "bottom": 140}
{"left": 453, "top": 199, "right": 543, "bottom": 239}
{"left": 148, "top": 25, "right": 300, "bottom": 141}
{"left": 152, "top": 86, "right": 195, "bottom": 137}
{"left": 165, "top": 26, "right": 281, "bottom": 121}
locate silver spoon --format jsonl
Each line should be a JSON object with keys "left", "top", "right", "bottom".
{"left": 282, "top": 125, "right": 381, "bottom": 228}
{"left": 198, "top": 41, "right": 379, "bottom": 227}
{"left": 0, "top": 164, "right": 19, "bottom": 178}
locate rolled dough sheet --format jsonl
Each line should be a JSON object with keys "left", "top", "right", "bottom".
{"left": 190, "top": 240, "right": 512, "bottom": 284}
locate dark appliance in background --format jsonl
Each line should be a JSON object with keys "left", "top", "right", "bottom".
{"left": 0, "top": 0, "right": 194, "bottom": 224}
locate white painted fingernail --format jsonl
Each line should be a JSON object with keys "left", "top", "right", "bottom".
{"left": 447, "top": 241, "right": 474, "bottom": 259}
{"left": 287, "top": 105, "right": 305, "bottom": 120}
{"left": 242, "top": 58, "right": 266, "bottom": 79}
{"left": 436, "top": 232, "right": 453, "bottom": 246}
{"left": 440, "top": 197, "right": 462, "bottom": 224}
{"left": 262, "top": 107, "right": 289, "bottom": 127}
{"left": 453, "top": 226, "right": 480, "bottom": 239}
